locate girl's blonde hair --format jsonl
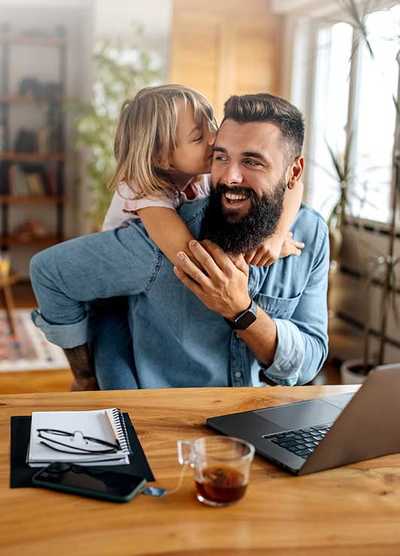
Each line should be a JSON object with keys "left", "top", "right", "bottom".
{"left": 109, "top": 84, "right": 217, "bottom": 198}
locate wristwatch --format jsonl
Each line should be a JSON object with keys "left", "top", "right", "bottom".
{"left": 224, "top": 299, "right": 257, "bottom": 330}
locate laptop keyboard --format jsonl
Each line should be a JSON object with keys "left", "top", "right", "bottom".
{"left": 267, "top": 424, "right": 331, "bottom": 459}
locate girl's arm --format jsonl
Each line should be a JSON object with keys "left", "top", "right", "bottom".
{"left": 137, "top": 207, "right": 195, "bottom": 266}
{"left": 246, "top": 180, "right": 304, "bottom": 267}
{"left": 139, "top": 180, "right": 304, "bottom": 269}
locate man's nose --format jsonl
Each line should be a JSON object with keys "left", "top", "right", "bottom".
{"left": 220, "top": 163, "right": 243, "bottom": 185}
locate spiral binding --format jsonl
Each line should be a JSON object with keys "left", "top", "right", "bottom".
{"left": 111, "top": 408, "right": 131, "bottom": 454}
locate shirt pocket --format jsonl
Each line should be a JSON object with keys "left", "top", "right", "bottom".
{"left": 254, "top": 292, "right": 301, "bottom": 320}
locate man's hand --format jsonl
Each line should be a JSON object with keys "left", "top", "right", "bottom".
{"left": 174, "top": 240, "right": 251, "bottom": 320}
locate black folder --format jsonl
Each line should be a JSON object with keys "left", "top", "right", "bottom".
{"left": 10, "top": 413, "right": 155, "bottom": 488}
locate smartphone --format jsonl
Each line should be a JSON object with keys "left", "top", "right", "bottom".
{"left": 32, "top": 462, "right": 147, "bottom": 503}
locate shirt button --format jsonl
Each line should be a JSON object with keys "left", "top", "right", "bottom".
{"left": 234, "top": 371, "right": 242, "bottom": 378}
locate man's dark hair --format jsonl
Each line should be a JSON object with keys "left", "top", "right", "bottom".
{"left": 223, "top": 93, "right": 305, "bottom": 160}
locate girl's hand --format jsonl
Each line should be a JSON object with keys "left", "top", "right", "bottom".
{"left": 245, "top": 232, "right": 305, "bottom": 267}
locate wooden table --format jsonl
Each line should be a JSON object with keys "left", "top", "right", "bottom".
{"left": 2, "top": 385, "right": 400, "bottom": 556}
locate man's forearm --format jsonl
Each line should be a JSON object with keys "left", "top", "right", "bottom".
{"left": 238, "top": 309, "right": 328, "bottom": 386}
{"left": 236, "top": 306, "right": 278, "bottom": 366}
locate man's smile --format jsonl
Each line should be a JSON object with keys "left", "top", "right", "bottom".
{"left": 220, "top": 188, "right": 252, "bottom": 217}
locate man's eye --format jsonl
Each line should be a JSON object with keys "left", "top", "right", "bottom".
{"left": 213, "top": 153, "right": 227, "bottom": 162}
{"left": 244, "top": 159, "right": 262, "bottom": 167}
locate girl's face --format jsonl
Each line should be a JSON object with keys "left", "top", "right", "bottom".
{"left": 168, "top": 100, "right": 215, "bottom": 180}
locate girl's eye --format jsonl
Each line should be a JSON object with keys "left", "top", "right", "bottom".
{"left": 193, "top": 135, "right": 203, "bottom": 143}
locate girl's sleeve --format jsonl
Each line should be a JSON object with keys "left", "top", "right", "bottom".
{"left": 102, "top": 189, "right": 129, "bottom": 231}
{"left": 124, "top": 194, "right": 178, "bottom": 213}
{"left": 102, "top": 182, "right": 179, "bottom": 231}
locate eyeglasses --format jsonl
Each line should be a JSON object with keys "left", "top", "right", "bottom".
{"left": 37, "top": 428, "right": 121, "bottom": 455}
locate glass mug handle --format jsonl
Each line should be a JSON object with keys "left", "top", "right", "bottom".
{"left": 176, "top": 439, "right": 194, "bottom": 465}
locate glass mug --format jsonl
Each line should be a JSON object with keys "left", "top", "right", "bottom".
{"left": 177, "top": 436, "right": 255, "bottom": 507}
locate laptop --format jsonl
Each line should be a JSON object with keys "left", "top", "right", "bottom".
{"left": 207, "top": 365, "right": 400, "bottom": 475}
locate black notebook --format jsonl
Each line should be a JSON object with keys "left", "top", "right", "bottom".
{"left": 10, "top": 412, "right": 154, "bottom": 488}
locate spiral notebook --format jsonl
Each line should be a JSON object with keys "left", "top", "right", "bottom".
{"left": 27, "top": 408, "right": 131, "bottom": 467}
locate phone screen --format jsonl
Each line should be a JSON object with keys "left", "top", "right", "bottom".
{"left": 33, "top": 463, "right": 146, "bottom": 501}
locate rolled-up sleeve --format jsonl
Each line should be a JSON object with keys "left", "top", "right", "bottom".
{"left": 31, "top": 309, "right": 89, "bottom": 349}
{"left": 30, "top": 223, "right": 157, "bottom": 348}
{"left": 260, "top": 223, "right": 330, "bottom": 386}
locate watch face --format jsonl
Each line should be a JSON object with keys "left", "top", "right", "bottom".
{"left": 235, "top": 310, "right": 257, "bottom": 330}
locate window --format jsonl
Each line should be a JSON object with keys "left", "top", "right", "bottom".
{"left": 351, "top": 7, "right": 400, "bottom": 222}
{"left": 297, "top": 3, "right": 400, "bottom": 224}
{"left": 307, "top": 22, "right": 353, "bottom": 219}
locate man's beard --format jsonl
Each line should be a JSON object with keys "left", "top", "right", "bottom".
{"left": 202, "top": 179, "right": 287, "bottom": 254}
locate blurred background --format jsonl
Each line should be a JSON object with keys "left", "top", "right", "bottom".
{"left": 0, "top": 0, "right": 399, "bottom": 391}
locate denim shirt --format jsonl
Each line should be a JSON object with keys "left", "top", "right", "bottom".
{"left": 30, "top": 199, "right": 329, "bottom": 388}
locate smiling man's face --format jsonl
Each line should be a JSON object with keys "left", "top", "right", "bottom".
{"left": 202, "top": 119, "right": 291, "bottom": 254}
{"left": 211, "top": 119, "right": 288, "bottom": 222}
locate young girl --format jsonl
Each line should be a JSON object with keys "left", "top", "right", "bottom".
{"left": 88, "top": 84, "right": 304, "bottom": 391}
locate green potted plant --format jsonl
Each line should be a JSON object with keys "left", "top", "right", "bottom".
{"left": 71, "top": 29, "right": 161, "bottom": 229}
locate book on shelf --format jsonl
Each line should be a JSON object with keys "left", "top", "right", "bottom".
{"left": 8, "top": 163, "right": 53, "bottom": 196}
{"left": 26, "top": 172, "right": 45, "bottom": 194}
{"left": 27, "top": 408, "right": 132, "bottom": 468}
{"left": 9, "top": 164, "right": 29, "bottom": 195}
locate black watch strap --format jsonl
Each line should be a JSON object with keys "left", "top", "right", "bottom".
{"left": 224, "top": 299, "right": 257, "bottom": 330}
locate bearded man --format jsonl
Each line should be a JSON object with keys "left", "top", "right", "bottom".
{"left": 30, "top": 93, "right": 329, "bottom": 389}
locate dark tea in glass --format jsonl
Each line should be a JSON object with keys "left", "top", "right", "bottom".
{"left": 177, "top": 436, "right": 255, "bottom": 507}
{"left": 195, "top": 464, "right": 247, "bottom": 505}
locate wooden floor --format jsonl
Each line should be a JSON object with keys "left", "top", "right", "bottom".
{"left": 1, "top": 281, "right": 345, "bottom": 395}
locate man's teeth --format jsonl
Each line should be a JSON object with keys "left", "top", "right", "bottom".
{"left": 224, "top": 192, "right": 248, "bottom": 201}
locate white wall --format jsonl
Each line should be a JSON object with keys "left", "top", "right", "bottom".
{"left": 94, "top": 0, "right": 172, "bottom": 52}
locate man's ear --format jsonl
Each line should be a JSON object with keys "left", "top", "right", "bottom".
{"left": 286, "top": 156, "right": 304, "bottom": 190}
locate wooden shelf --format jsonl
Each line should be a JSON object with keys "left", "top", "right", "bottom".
{"left": 0, "top": 36, "right": 65, "bottom": 47}
{"left": 0, "top": 152, "right": 65, "bottom": 162}
{"left": 1, "top": 24, "right": 66, "bottom": 260}
{"left": 1, "top": 235, "right": 62, "bottom": 247}
{"left": 0, "top": 195, "right": 64, "bottom": 205}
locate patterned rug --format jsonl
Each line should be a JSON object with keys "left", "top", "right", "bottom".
{"left": 0, "top": 309, "right": 68, "bottom": 372}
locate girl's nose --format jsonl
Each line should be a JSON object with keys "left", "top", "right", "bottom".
{"left": 207, "top": 129, "right": 216, "bottom": 146}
